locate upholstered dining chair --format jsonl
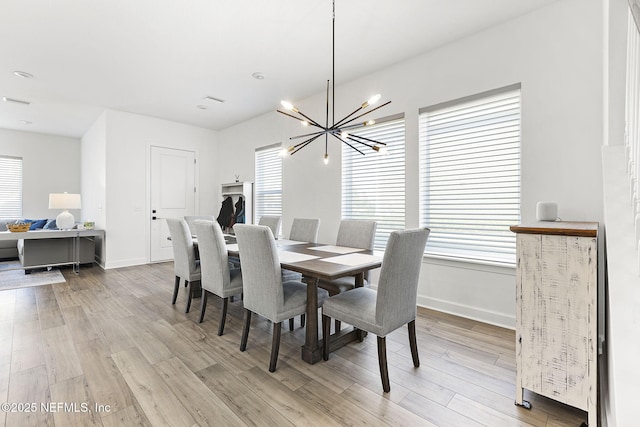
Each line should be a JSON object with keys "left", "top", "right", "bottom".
{"left": 319, "top": 219, "right": 376, "bottom": 331}
{"left": 184, "top": 215, "right": 215, "bottom": 235}
{"left": 322, "top": 228, "right": 430, "bottom": 393}
{"left": 319, "top": 219, "right": 377, "bottom": 295}
{"left": 288, "top": 218, "right": 320, "bottom": 243}
{"left": 283, "top": 217, "right": 321, "bottom": 330}
{"left": 193, "top": 219, "right": 243, "bottom": 335}
{"left": 258, "top": 215, "right": 282, "bottom": 239}
{"left": 234, "top": 224, "right": 329, "bottom": 372}
{"left": 166, "top": 218, "right": 201, "bottom": 313}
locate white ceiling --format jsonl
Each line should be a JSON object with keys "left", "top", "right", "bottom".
{"left": 0, "top": 0, "right": 559, "bottom": 139}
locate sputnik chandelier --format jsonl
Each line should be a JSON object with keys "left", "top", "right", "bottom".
{"left": 278, "top": 0, "right": 391, "bottom": 164}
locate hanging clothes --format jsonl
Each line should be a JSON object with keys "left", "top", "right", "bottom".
{"left": 234, "top": 196, "right": 245, "bottom": 224}
{"left": 217, "top": 196, "right": 234, "bottom": 228}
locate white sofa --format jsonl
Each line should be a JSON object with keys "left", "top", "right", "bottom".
{"left": 0, "top": 219, "right": 19, "bottom": 259}
{"left": 0, "top": 219, "right": 96, "bottom": 271}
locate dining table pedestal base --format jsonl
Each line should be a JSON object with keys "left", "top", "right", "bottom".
{"left": 301, "top": 274, "right": 368, "bottom": 364}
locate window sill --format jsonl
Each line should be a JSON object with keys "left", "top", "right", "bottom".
{"left": 422, "top": 253, "right": 516, "bottom": 275}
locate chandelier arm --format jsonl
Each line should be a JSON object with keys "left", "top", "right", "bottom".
{"left": 347, "top": 133, "right": 388, "bottom": 146}
{"left": 333, "top": 100, "right": 392, "bottom": 129}
{"left": 293, "top": 110, "right": 325, "bottom": 129}
{"left": 329, "top": 105, "right": 364, "bottom": 130}
{"left": 277, "top": 109, "right": 325, "bottom": 129}
{"left": 346, "top": 135, "right": 376, "bottom": 149}
{"left": 291, "top": 133, "right": 324, "bottom": 151}
{"left": 288, "top": 129, "right": 328, "bottom": 140}
{"left": 339, "top": 121, "right": 371, "bottom": 131}
{"left": 291, "top": 134, "right": 323, "bottom": 155}
{"left": 331, "top": 133, "right": 365, "bottom": 155}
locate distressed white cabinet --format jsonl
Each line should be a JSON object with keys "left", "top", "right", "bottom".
{"left": 511, "top": 222, "right": 598, "bottom": 427}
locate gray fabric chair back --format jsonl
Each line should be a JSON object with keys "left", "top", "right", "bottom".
{"left": 336, "top": 219, "right": 377, "bottom": 250}
{"left": 233, "top": 224, "right": 283, "bottom": 319}
{"left": 376, "top": 228, "right": 430, "bottom": 334}
{"left": 193, "top": 219, "right": 231, "bottom": 295}
{"left": 185, "top": 215, "right": 215, "bottom": 235}
{"left": 258, "top": 215, "right": 282, "bottom": 239}
{"left": 289, "top": 218, "right": 320, "bottom": 243}
{"left": 166, "top": 218, "right": 198, "bottom": 279}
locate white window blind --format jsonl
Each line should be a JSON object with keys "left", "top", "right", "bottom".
{"left": 342, "top": 116, "right": 405, "bottom": 252}
{"left": 255, "top": 144, "right": 282, "bottom": 228}
{"left": 0, "top": 156, "right": 23, "bottom": 219}
{"left": 419, "top": 85, "right": 521, "bottom": 265}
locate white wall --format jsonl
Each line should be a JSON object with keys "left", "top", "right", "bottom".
{"left": 101, "top": 110, "right": 219, "bottom": 269}
{"left": 81, "top": 112, "right": 107, "bottom": 265}
{"left": 217, "top": 0, "right": 605, "bottom": 328}
{"left": 0, "top": 128, "right": 81, "bottom": 219}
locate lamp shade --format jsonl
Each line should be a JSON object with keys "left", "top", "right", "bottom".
{"left": 48, "top": 193, "right": 81, "bottom": 210}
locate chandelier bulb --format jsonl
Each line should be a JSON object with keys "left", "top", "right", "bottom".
{"left": 368, "top": 94, "right": 381, "bottom": 105}
{"left": 301, "top": 120, "right": 309, "bottom": 126}
{"left": 324, "top": 153, "right": 329, "bottom": 165}
{"left": 280, "top": 100, "right": 299, "bottom": 113}
{"left": 340, "top": 131, "right": 349, "bottom": 140}
{"left": 366, "top": 120, "right": 376, "bottom": 126}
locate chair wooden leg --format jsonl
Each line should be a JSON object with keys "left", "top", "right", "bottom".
{"left": 185, "top": 280, "right": 193, "bottom": 313}
{"left": 289, "top": 318, "right": 294, "bottom": 331}
{"left": 377, "top": 336, "right": 391, "bottom": 393}
{"left": 335, "top": 320, "right": 341, "bottom": 332}
{"left": 240, "top": 309, "right": 252, "bottom": 351}
{"left": 171, "top": 276, "right": 180, "bottom": 305}
{"left": 408, "top": 320, "right": 420, "bottom": 367}
{"left": 322, "top": 315, "right": 331, "bottom": 360}
{"left": 218, "top": 297, "right": 229, "bottom": 336}
{"left": 198, "top": 290, "right": 208, "bottom": 323}
{"left": 301, "top": 314, "right": 305, "bottom": 327}
{"left": 269, "top": 322, "right": 282, "bottom": 372}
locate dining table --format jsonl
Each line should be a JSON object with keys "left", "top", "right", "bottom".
{"left": 226, "top": 238, "right": 383, "bottom": 364}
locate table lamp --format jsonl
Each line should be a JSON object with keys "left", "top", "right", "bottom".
{"left": 49, "top": 193, "right": 81, "bottom": 230}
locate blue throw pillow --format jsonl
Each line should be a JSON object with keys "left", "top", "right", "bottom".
{"left": 44, "top": 219, "right": 58, "bottom": 230}
{"left": 29, "top": 219, "right": 48, "bottom": 230}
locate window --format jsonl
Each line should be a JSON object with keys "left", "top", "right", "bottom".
{"left": 342, "top": 116, "right": 405, "bottom": 252}
{"left": 626, "top": 8, "right": 640, "bottom": 208}
{"left": 254, "top": 143, "right": 282, "bottom": 232}
{"left": 0, "top": 156, "right": 23, "bottom": 219}
{"left": 419, "top": 85, "right": 521, "bottom": 265}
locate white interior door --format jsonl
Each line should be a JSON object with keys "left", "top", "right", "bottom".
{"left": 150, "top": 146, "right": 196, "bottom": 262}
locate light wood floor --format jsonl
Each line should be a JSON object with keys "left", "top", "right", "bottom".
{"left": 0, "top": 262, "right": 587, "bottom": 426}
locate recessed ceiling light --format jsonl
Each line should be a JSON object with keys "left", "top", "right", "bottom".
{"left": 3, "top": 96, "right": 30, "bottom": 105}
{"left": 19, "top": 120, "right": 32, "bottom": 125}
{"left": 203, "top": 96, "right": 224, "bottom": 103}
{"left": 197, "top": 105, "right": 208, "bottom": 110}
{"left": 252, "top": 72, "right": 265, "bottom": 80}
{"left": 13, "top": 71, "right": 34, "bottom": 79}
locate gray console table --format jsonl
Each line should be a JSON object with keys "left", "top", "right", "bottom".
{"left": 0, "top": 229, "right": 104, "bottom": 273}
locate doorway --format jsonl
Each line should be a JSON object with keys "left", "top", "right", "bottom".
{"left": 150, "top": 146, "right": 196, "bottom": 262}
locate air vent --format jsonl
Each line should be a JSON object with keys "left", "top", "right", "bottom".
{"left": 203, "top": 96, "right": 224, "bottom": 103}
{"left": 3, "top": 97, "right": 30, "bottom": 105}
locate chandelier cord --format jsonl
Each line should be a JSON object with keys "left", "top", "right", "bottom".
{"left": 332, "top": 0, "right": 335, "bottom": 127}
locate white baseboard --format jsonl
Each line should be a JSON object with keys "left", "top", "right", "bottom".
{"left": 417, "top": 295, "right": 515, "bottom": 330}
